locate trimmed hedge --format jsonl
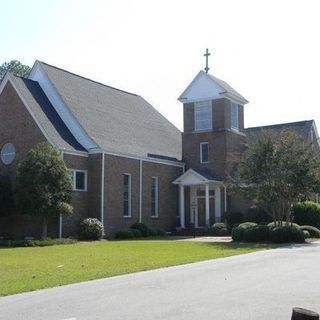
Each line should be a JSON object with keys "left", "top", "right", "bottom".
{"left": 303, "top": 230, "right": 311, "bottom": 239}
{"left": 79, "top": 218, "right": 104, "bottom": 240}
{"left": 243, "top": 225, "right": 270, "bottom": 242}
{"left": 238, "top": 222, "right": 257, "bottom": 229}
{"left": 211, "top": 223, "right": 229, "bottom": 236}
{"left": 299, "top": 225, "right": 320, "bottom": 238}
{"left": 270, "top": 226, "right": 305, "bottom": 243}
{"left": 293, "top": 201, "right": 320, "bottom": 229}
{"left": 131, "top": 223, "right": 149, "bottom": 237}
{"left": 115, "top": 229, "right": 136, "bottom": 239}
{"left": 232, "top": 222, "right": 257, "bottom": 242}
{"left": 267, "top": 221, "right": 300, "bottom": 229}
{"left": 0, "top": 238, "right": 77, "bottom": 247}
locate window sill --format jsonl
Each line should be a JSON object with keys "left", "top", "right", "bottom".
{"left": 151, "top": 216, "right": 159, "bottom": 219}
{"left": 73, "top": 189, "right": 87, "bottom": 192}
{"left": 123, "top": 216, "right": 132, "bottom": 219}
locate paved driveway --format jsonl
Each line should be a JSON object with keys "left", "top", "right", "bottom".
{"left": 0, "top": 243, "right": 319, "bottom": 320}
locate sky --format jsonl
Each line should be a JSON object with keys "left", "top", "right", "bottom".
{"left": 1, "top": 0, "right": 320, "bottom": 131}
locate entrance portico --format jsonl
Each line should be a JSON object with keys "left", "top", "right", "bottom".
{"left": 173, "top": 169, "right": 224, "bottom": 228}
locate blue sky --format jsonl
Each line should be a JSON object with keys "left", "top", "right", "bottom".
{"left": 1, "top": 0, "right": 320, "bottom": 130}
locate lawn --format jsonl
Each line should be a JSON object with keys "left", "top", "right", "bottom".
{"left": 0, "top": 239, "right": 273, "bottom": 296}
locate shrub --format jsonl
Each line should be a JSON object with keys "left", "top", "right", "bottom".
{"left": 115, "top": 229, "right": 135, "bottom": 239}
{"left": 79, "top": 218, "right": 104, "bottom": 240}
{"left": 154, "top": 228, "right": 166, "bottom": 236}
{"left": 131, "top": 223, "right": 149, "bottom": 237}
{"left": 0, "top": 238, "right": 77, "bottom": 247}
{"left": 238, "top": 222, "right": 257, "bottom": 229}
{"left": 130, "top": 228, "right": 142, "bottom": 238}
{"left": 299, "top": 225, "right": 320, "bottom": 238}
{"left": 148, "top": 227, "right": 158, "bottom": 236}
{"left": 243, "top": 225, "right": 270, "bottom": 242}
{"left": 293, "top": 201, "right": 320, "bottom": 229}
{"left": 267, "top": 221, "right": 300, "bottom": 229}
{"left": 303, "top": 230, "right": 311, "bottom": 239}
{"left": 232, "top": 226, "right": 245, "bottom": 242}
{"left": 211, "top": 223, "right": 229, "bottom": 236}
{"left": 270, "top": 226, "right": 305, "bottom": 243}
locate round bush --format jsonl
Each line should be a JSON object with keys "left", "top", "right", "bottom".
{"left": 299, "top": 225, "right": 320, "bottom": 238}
{"left": 293, "top": 201, "right": 320, "bottom": 229}
{"left": 115, "top": 229, "right": 135, "bottom": 239}
{"left": 267, "top": 221, "right": 300, "bottom": 229}
{"left": 243, "top": 225, "right": 270, "bottom": 242}
{"left": 130, "top": 228, "right": 142, "bottom": 238}
{"left": 238, "top": 222, "right": 257, "bottom": 229}
{"left": 232, "top": 226, "right": 245, "bottom": 242}
{"left": 270, "top": 226, "right": 305, "bottom": 243}
{"left": 211, "top": 223, "right": 229, "bottom": 236}
{"left": 303, "top": 230, "right": 311, "bottom": 239}
{"left": 79, "top": 218, "right": 104, "bottom": 240}
{"left": 131, "top": 223, "right": 149, "bottom": 237}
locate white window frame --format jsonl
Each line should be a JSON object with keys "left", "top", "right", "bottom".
{"left": 151, "top": 176, "right": 159, "bottom": 218}
{"left": 194, "top": 100, "right": 212, "bottom": 131}
{"left": 230, "top": 101, "right": 239, "bottom": 130}
{"left": 68, "top": 169, "right": 88, "bottom": 192}
{"left": 200, "top": 142, "right": 209, "bottom": 164}
{"left": 123, "top": 173, "right": 132, "bottom": 218}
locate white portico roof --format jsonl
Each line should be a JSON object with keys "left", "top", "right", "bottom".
{"left": 173, "top": 168, "right": 223, "bottom": 186}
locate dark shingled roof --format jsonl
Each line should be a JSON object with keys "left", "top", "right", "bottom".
{"left": 245, "top": 120, "right": 314, "bottom": 142}
{"left": 10, "top": 75, "right": 86, "bottom": 152}
{"left": 192, "top": 168, "right": 222, "bottom": 181}
{"left": 38, "top": 61, "right": 182, "bottom": 160}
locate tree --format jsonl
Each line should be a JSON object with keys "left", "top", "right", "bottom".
{"left": 0, "top": 60, "right": 31, "bottom": 81}
{"left": 230, "top": 130, "right": 320, "bottom": 226}
{"left": 16, "top": 142, "right": 73, "bottom": 238}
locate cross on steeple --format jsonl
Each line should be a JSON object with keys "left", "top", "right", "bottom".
{"left": 204, "top": 48, "right": 211, "bottom": 73}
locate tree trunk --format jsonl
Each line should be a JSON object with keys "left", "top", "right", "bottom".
{"left": 42, "top": 217, "right": 48, "bottom": 239}
{"left": 291, "top": 307, "right": 319, "bottom": 320}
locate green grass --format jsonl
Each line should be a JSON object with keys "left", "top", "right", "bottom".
{"left": 0, "top": 239, "right": 273, "bottom": 296}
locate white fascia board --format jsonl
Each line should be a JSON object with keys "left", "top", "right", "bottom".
{"left": 60, "top": 149, "right": 89, "bottom": 157}
{"left": 0, "top": 74, "right": 57, "bottom": 147}
{"left": 89, "top": 149, "right": 184, "bottom": 168}
{"left": 173, "top": 168, "right": 223, "bottom": 185}
{"left": 29, "top": 61, "right": 98, "bottom": 151}
{"left": 223, "top": 92, "right": 249, "bottom": 105}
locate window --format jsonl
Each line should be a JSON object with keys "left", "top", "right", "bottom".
{"left": 194, "top": 100, "right": 212, "bottom": 131}
{"left": 1, "top": 143, "right": 16, "bottom": 165}
{"left": 151, "top": 177, "right": 159, "bottom": 217}
{"left": 123, "top": 174, "right": 131, "bottom": 217}
{"left": 231, "top": 102, "right": 239, "bottom": 130}
{"left": 68, "top": 169, "right": 87, "bottom": 191}
{"left": 200, "top": 142, "right": 209, "bottom": 164}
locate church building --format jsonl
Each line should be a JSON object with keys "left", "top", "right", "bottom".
{"left": 0, "top": 57, "right": 318, "bottom": 238}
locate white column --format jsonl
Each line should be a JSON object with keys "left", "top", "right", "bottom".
{"left": 215, "top": 186, "right": 222, "bottom": 222}
{"left": 179, "top": 185, "right": 185, "bottom": 228}
{"left": 59, "top": 214, "right": 62, "bottom": 239}
{"left": 205, "top": 183, "right": 210, "bottom": 227}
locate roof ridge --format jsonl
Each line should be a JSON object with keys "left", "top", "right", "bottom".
{"left": 37, "top": 60, "right": 139, "bottom": 97}
{"left": 246, "top": 120, "right": 314, "bottom": 130}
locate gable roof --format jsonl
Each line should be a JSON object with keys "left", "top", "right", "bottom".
{"left": 173, "top": 168, "right": 222, "bottom": 186}
{"left": 33, "top": 61, "right": 182, "bottom": 160}
{"left": 178, "top": 70, "right": 248, "bottom": 104}
{"left": 245, "top": 120, "right": 315, "bottom": 142}
{"left": 4, "top": 74, "right": 85, "bottom": 152}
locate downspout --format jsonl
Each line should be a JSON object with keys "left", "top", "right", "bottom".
{"left": 139, "top": 160, "right": 143, "bottom": 223}
{"left": 59, "top": 150, "right": 64, "bottom": 239}
{"left": 101, "top": 153, "right": 105, "bottom": 228}
{"left": 224, "top": 185, "right": 227, "bottom": 213}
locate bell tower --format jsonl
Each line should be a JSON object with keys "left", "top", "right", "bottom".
{"left": 178, "top": 58, "right": 248, "bottom": 180}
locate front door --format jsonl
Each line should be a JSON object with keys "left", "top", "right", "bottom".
{"left": 197, "top": 197, "right": 215, "bottom": 227}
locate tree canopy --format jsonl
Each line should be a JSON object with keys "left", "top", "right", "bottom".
{"left": 230, "top": 130, "right": 320, "bottom": 225}
{"left": 0, "top": 60, "right": 31, "bottom": 81}
{"left": 16, "top": 142, "right": 73, "bottom": 238}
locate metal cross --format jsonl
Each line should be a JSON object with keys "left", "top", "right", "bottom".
{"left": 204, "top": 48, "right": 211, "bottom": 73}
